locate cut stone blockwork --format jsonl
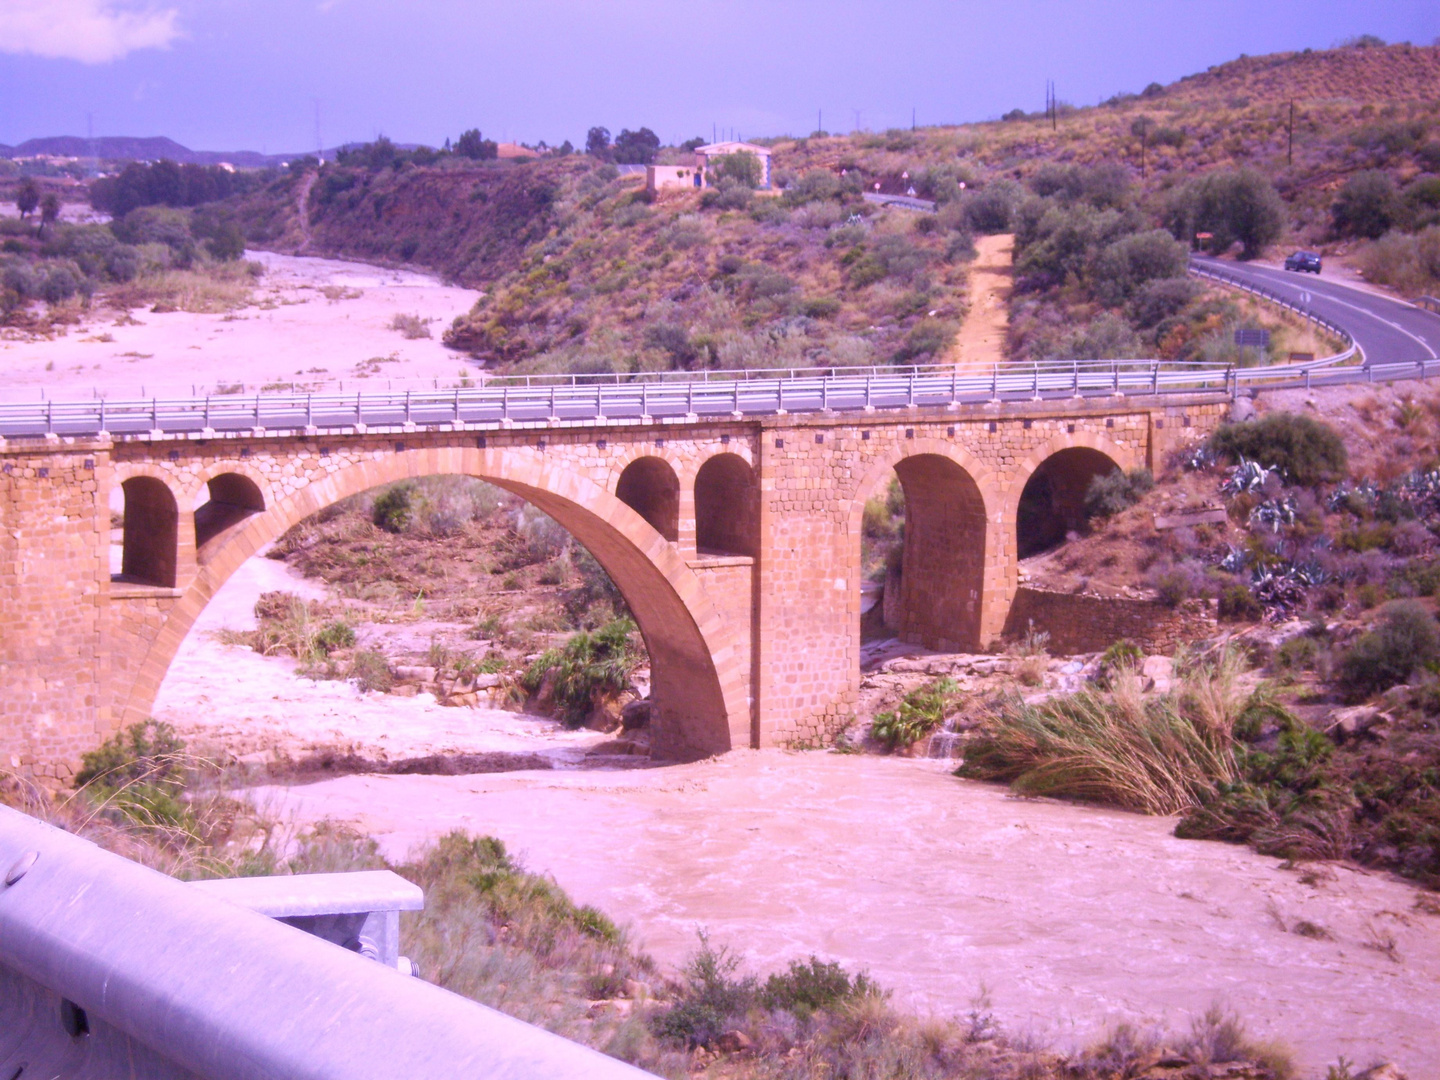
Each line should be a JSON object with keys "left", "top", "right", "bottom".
{"left": 0, "top": 394, "right": 1229, "bottom": 779}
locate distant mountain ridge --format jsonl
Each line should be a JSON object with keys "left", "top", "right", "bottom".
{"left": 1, "top": 135, "right": 296, "bottom": 168}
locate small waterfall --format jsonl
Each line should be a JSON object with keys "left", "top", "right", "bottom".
{"left": 927, "top": 727, "right": 964, "bottom": 759}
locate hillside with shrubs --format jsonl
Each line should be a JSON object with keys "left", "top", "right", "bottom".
{"left": 193, "top": 40, "right": 1436, "bottom": 377}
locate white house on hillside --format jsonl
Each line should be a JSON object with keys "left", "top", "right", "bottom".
{"left": 647, "top": 141, "right": 773, "bottom": 192}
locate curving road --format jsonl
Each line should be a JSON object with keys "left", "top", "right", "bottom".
{"left": 1191, "top": 254, "right": 1440, "bottom": 365}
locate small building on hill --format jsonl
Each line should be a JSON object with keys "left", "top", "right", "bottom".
{"left": 693, "top": 141, "right": 772, "bottom": 189}
{"left": 646, "top": 164, "right": 701, "bottom": 192}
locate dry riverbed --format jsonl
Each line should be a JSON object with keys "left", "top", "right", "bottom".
{"left": 0, "top": 249, "right": 481, "bottom": 400}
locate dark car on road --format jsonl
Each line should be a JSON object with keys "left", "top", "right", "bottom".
{"left": 1284, "top": 251, "right": 1322, "bottom": 273}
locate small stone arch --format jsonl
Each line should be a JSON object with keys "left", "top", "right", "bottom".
{"left": 119, "top": 447, "right": 749, "bottom": 761}
{"left": 849, "top": 440, "right": 997, "bottom": 652}
{"left": 694, "top": 453, "right": 758, "bottom": 557}
{"left": 1010, "top": 435, "right": 1132, "bottom": 559}
{"left": 194, "top": 472, "right": 266, "bottom": 559}
{"left": 615, "top": 456, "right": 680, "bottom": 542}
{"left": 117, "top": 476, "right": 178, "bottom": 588}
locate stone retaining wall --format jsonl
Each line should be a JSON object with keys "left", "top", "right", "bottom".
{"left": 1002, "top": 587, "right": 1217, "bottom": 656}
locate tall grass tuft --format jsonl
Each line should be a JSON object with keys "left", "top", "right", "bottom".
{"left": 958, "top": 650, "right": 1250, "bottom": 814}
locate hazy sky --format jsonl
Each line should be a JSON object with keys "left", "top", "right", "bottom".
{"left": 2, "top": 1, "right": 1437, "bottom": 153}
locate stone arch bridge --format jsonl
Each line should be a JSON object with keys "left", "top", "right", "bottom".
{"left": 1, "top": 391, "right": 1230, "bottom": 781}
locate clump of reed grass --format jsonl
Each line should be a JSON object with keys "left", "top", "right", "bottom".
{"left": 958, "top": 648, "right": 1251, "bottom": 814}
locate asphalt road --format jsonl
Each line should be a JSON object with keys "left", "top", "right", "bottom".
{"left": 1191, "top": 254, "right": 1440, "bottom": 365}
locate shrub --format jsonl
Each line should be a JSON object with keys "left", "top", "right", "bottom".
{"left": 349, "top": 649, "right": 394, "bottom": 693}
{"left": 1334, "top": 599, "right": 1440, "bottom": 701}
{"left": 1091, "top": 229, "right": 1190, "bottom": 305}
{"left": 372, "top": 483, "right": 415, "bottom": 533}
{"left": 1355, "top": 225, "right": 1440, "bottom": 294}
{"left": 651, "top": 934, "right": 755, "bottom": 1048}
{"left": 759, "top": 956, "right": 883, "bottom": 1019}
{"left": 700, "top": 178, "right": 752, "bottom": 211}
{"left": 521, "top": 617, "right": 642, "bottom": 726}
{"left": 74, "top": 719, "right": 189, "bottom": 828}
{"left": 709, "top": 152, "right": 762, "bottom": 188}
{"left": 1219, "top": 584, "right": 1263, "bottom": 622}
{"left": 1209, "top": 413, "right": 1347, "bottom": 486}
{"left": 1128, "top": 276, "right": 1201, "bottom": 329}
{"left": 1084, "top": 467, "right": 1153, "bottom": 519}
{"left": 890, "top": 318, "right": 954, "bottom": 364}
{"left": 870, "top": 678, "right": 957, "bottom": 750}
{"left": 1332, "top": 171, "right": 1403, "bottom": 239}
{"left": 389, "top": 312, "right": 432, "bottom": 339}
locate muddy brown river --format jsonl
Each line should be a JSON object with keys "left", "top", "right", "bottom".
{"left": 251, "top": 753, "right": 1438, "bottom": 1076}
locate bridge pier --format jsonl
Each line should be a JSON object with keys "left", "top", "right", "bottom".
{"left": 1, "top": 396, "right": 1227, "bottom": 780}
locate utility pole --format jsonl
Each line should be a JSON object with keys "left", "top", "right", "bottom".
{"left": 912, "top": 106, "right": 916, "bottom": 131}
{"left": 1138, "top": 117, "right": 1147, "bottom": 178}
{"left": 818, "top": 108, "right": 822, "bottom": 134}
{"left": 314, "top": 100, "right": 323, "bottom": 163}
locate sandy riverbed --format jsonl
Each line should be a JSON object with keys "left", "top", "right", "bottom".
{"left": 0, "top": 249, "right": 482, "bottom": 400}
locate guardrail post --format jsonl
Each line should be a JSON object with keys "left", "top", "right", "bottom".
{"left": 641, "top": 381, "right": 650, "bottom": 420}
{"left": 734, "top": 380, "right": 741, "bottom": 416}
{"left": 152, "top": 397, "right": 158, "bottom": 430}
{"left": 548, "top": 384, "right": 557, "bottom": 421}
{"left": 1305, "top": 367, "right": 1311, "bottom": 389}
{"left": 1112, "top": 361, "right": 1119, "bottom": 395}
{"left": 502, "top": 385, "right": 510, "bottom": 422}
{"left": 1152, "top": 363, "right": 1159, "bottom": 394}
{"left": 356, "top": 392, "right": 362, "bottom": 427}
{"left": 404, "top": 390, "right": 412, "bottom": 424}
{"left": 1072, "top": 361, "right": 1079, "bottom": 397}
{"left": 688, "top": 381, "right": 696, "bottom": 417}
{"left": 1031, "top": 363, "right": 1040, "bottom": 401}
{"left": 98, "top": 398, "right": 106, "bottom": 435}
{"left": 907, "top": 374, "right": 915, "bottom": 407}
{"left": 305, "top": 395, "right": 312, "bottom": 428}
{"left": 597, "top": 385, "right": 605, "bottom": 420}
{"left": 950, "top": 369, "right": 958, "bottom": 405}
{"left": 865, "top": 377, "right": 873, "bottom": 410}
{"left": 453, "top": 389, "right": 461, "bottom": 425}
{"left": 254, "top": 395, "right": 261, "bottom": 428}
{"left": 990, "top": 364, "right": 999, "bottom": 403}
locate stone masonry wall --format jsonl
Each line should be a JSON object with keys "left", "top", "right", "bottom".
{"left": 0, "top": 440, "right": 108, "bottom": 783}
{"left": 1002, "top": 587, "right": 1219, "bottom": 656}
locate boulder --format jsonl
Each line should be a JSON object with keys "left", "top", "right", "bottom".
{"left": 1140, "top": 655, "right": 1174, "bottom": 694}
{"left": 716, "top": 1030, "right": 753, "bottom": 1054}
{"left": 621, "top": 698, "right": 652, "bottom": 730}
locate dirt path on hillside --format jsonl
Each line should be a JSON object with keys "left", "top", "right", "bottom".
{"left": 250, "top": 755, "right": 1439, "bottom": 1076}
{"left": 295, "top": 171, "right": 318, "bottom": 253}
{"left": 951, "top": 232, "right": 1013, "bottom": 371}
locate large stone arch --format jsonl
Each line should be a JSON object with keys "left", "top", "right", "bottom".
{"left": 118, "top": 446, "right": 751, "bottom": 760}
{"left": 1008, "top": 433, "right": 1133, "bottom": 559}
{"left": 847, "top": 440, "right": 1000, "bottom": 653}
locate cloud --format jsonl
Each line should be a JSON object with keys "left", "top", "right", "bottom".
{"left": 0, "top": 0, "right": 180, "bottom": 64}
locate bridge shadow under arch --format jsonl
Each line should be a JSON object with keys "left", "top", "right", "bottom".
{"left": 1014, "top": 445, "right": 1124, "bottom": 558}
{"left": 120, "top": 447, "right": 750, "bottom": 761}
{"left": 851, "top": 445, "right": 994, "bottom": 655}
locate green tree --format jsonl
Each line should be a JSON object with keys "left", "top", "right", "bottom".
{"left": 709, "top": 151, "right": 761, "bottom": 188}
{"left": 612, "top": 127, "right": 660, "bottom": 165}
{"left": 455, "top": 128, "right": 497, "bottom": 161}
{"left": 15, "top": 177, "right": 39, "bottom": 218}
{"left": 1332, "top": 171, "right": 1402, "bottom": 239}
{"left": 38, "top": 192, "right": 60, "bottom": 237}
{"left": 585, "top": 126, "right": 611, "bottom": 159}
{"left": 1166, "top": 169, "right": 1286, "bottom": 259}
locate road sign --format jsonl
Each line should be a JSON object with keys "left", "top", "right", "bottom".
{"left": 1235, "top": 328, "right": 1270, "bottom": 347}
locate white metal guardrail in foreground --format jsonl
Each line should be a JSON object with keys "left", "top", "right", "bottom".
{"left": 0, "top": 804, "right": 654, "bottom": 1080}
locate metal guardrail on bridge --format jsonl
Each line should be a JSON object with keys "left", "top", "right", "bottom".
{"left": 0, "top": 804, "right": 652, "bottom": 1080}
{"left": 2, "top": 259, "right": 1421, "bottom": 442}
